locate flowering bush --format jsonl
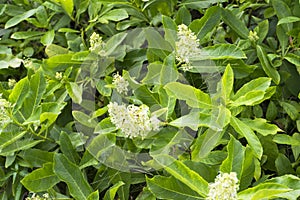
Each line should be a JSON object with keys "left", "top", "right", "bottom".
{"left": 0, "top": 0, "right": 300, "bottom": 200}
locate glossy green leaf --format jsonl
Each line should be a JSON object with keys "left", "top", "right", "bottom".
{"left": 66, "top": 82, "right": 82, "bottom": 104}
{"left": 278, "top": 16, "right": 300, "bottom": 25}
{"left": 18, "top": 149, "right": 54, "bottom": 168}
{"left": 153, "top": 155, "right": 209, "bottom": 197}
{"left": 280, "top": 102, "right": 299, "bottom": 120}
{"left": 233, "top": 77, "right": 271, "bottom": 100}
{"left": 87, "top": 191, "right": 99, "bottom": 200}
{"left": 256, "top": 45, "right": 280, "bottom": 84}
{"left": 189, "top": 6, "right": 221, "bottom": 42}
{"left": 5, "top": 8, "right": 37, "bottom": 29}
{"left": 142, "top": 63, "right": 162, "bottom": 85}
{"left": 220, "top": 136, "right": 245, "bottom": 178}
{"left": 100, "top": 9, "right": 128, "bottom": 23}
{"left": 54, "top": 154, "right": 93, "bottom": 200}
{"left": 195, "top": 44, "right": 246, "bottom": 60}
{"left": 23, "top": 69, "right": 46, "bottom": 118}
{"left": 59, "top": 0, "right": 74, "bottom": 18}
{"left": 273, "top": 134, "right": 300, "bottom": 146}
{"left": 275, "top": 153, "right": 295, "bottom": 175}
{"left": 242, "top": 118, "right": 282, "bottom": 136}
{"left": 11, "top": 31, "right": 44, "bottom": 39}
{"left": 230, "top": 116, "right": 263, "bottom": 159}
{"left": 160, "top": 53, "right": 178, "bottom": 85}
{"left": 164, "top": 82, "right": 212, "bottom": 108}
{"left": 103, "top": 181, "right": 125, "bottom": 200}
{"left": 72, "top": 111, "right": 97, "bottom": 128}
{"left": 284, "top": 53, "right": 300, "bottom": 74}
{"left": 9, "top": 77, "right": 29, "bottom": 112}
{"left": 191, "top": 129, "right": 225, "bottom": 160}
{"left": 147, "top": 176, "right": 203, "bottom": 200}
{"left": 41, "top": 30, "right": 55, "bottom": 46}
{"left": 221, "top": 8, "right": 249, "bottom": 39}
{"left": 238, "top": 183, "right": 291, "bottom": 200}
{"left": 21, "top": 163, "right": 60, "bottom": 192}
{"left": 221, "top": 64, "right": 234, "bottom": 103}
{"left": 60, "top": 132, "right": 80, "bottom": 164}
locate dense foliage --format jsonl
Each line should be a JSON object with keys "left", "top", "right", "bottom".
{"left": 0, "top": 0, "right": 300, "bottom": 199}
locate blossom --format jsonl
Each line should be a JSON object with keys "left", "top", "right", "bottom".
{"left": 175, "top": 24, "right": 200, "bottom": 70}
{"left": 25, "top": 193, "right": 51, "bottom": 200}
{"left": 112, "top": 72, "right": 129, "bottom": 95}
{"left": 248, "top": 30, "right": 259, "bottom": 42}
{"left": 207, "top": 172, "right": 239, "bottom": 200}
{"left": 0, "top": 94, "right": 10, "bottom": 128}
{"left": 8, "top": 79, "right": 16, "bottom": 88}
{"left": 89, "top": 32, "right": 106, "bottom": 55}
{"left": 55, "top": 72, "right": 63, "bottom": 80}
{"left": 107, "top": 102, "right": 160, "bottom": 139}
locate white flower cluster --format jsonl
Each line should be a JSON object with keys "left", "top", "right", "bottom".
{"left": 89, "top": 32, "right": 106, "bottom": 55}
{"left": 112, "top": 72, "right": 129, "bottom": 95}
{"left": 25, "top": 193, "right": 51, "bottom": 200}
{"left": 207, "top": 172, "right": 239, "bottom": 200}
{"left": 175, "top": 24, "right": 200, "bottom": 70}
{"left": 0, "top": 94, "right": 10, "bottom": 128}
{"left": 8, "top": 79, "right": 16, "bottom": 88}
{"left": 107, "top": 102, "right": 160, "bottom": 139}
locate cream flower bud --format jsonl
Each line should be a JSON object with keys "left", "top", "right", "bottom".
{"left": 89, "top": 32, "right": 106, "bottom": 54}
{"left": 112, "top": 72, "right": 129, "bottom": 95}
{"left": 207, "top": 172, "right": 239, "bottom": 200}
{"left": 8, "top": 79, "right": 16, "bottom": 88}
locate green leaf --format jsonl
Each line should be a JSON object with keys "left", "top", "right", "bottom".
{"left": 59, "top": 0, "right": 74, "bottom": 19}
{"left": 21, "top": 163, "right": 60, "bottom": 192}
{"left": 41, "top": 30, "right": 55, "bottom": 46}
{"left": 189, "top": 6, "right": 221, "bottom": 42}
{"left": 221, "top": 8, "right": 249, "bottom": 39}
{"left": 153, "top": 154, "right": 209, "bottom": 197}
{"left": 273, "top": 134, "right": 300, "bottom": 146}
{"left": 100, "top": 9, "right": 128, "bottom": 23}
{"left": 278, "top": 16, "right": 300, "bottom": 25}
{"left": 44, "top": 54, "right": 81, "bottom": 70}
{"left": 284, "top": 53, "right": 300, "bottom": 74}
{"left": 103, "top": 181, "right": 125, "bottom": 200}
{"left": 191, "top": 129, "right": 225, "bottom": 160}
{"left": 5, "top": 8, "right": 37, "bottom": 29}
{"left": 232, "top": 77, "right": 271, "bottom": 100}
{"left": 180, "top": 0, "right": 227, "bottom": 9}
{"left": 162, "top": 16, "right": 177, "bottom": 47}
{"left": 22, "top": 70, "right": 46, "bottom": 118}
{"left": 66, "top": 82, "right": 83, "bottom": 104}
{"left": 242, "top": 118, "right": 282, "bottom": 136}
{"left": 18, "top": 149, "right": 54, "bottom": 168}
{"left": 60, "top": 132, "right": 80, "bottom": 164}
{"left": 220, "top": 136, "right": 245, "bottom": 178}
{"left": 0, "top": 124, "right": 26, "bottom": 150}
{"left": 275, "top": 154, "right": 295, "bottom": 175}
{"left": 195, "top": 44, "right": 246, "bottom": 60}
{"left": 164, "top": 82, "right": 212, "bottom": 108}
{"left": 280, "top": 101, "right": 299, "bottom": 120}
{"left": 147, "top": 176, "right": 203, "bottom": 200}
{"left": 160, "top": 53, "right": 178, "bottom": 85}
{"left": 221, "top": 64, "right": 234, "bottom": 104}
{"left": 11, "top": 31, "right": 44, "bottom": 39}
{"left": 256, "top": 45, "right": 280, "bottom": 85}
{"left": 72, "top": 111, "right": 97, "bottom": 128}
{"left": 0, "top": 139, "right": 42, "bottom": 156}
{"left": 230, "top": 116, "right": 263, "bottom": 159}
{"left": 54, "top": 154, "right": 93, "bottom": 200}
{"left": 87, "top": 191, "right": 99, "bottom": 200}
{"left": 9, "top": 77, "right": 29, "bottom": 113}
{"left": 142, "top": 63, "right": 162, "bottom": 85}
{"left": 238, "top": 183, "right": 291, "bottom": 200}
{"left": 134, "top": 85, "right": 160, "bottom": 106}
